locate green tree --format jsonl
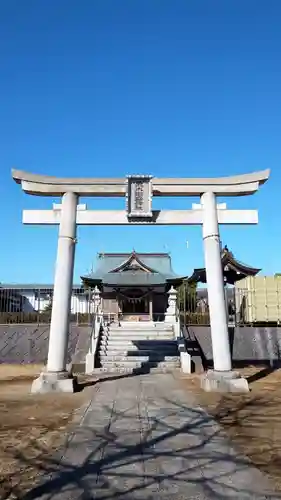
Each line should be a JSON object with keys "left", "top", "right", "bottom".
{"left": 177, "top": 280, "right": 197, "bottom": 313}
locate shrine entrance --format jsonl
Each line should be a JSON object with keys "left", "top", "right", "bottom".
{"left": 118, "top": 288, "right": 151, "bottom": 321}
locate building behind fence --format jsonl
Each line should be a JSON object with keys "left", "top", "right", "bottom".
{"left": 181, "top": 276, "right": 281, "bottom": 326}
{"left": 235, "top": 276, "right": 281, "bottom": 324}
{"left": 0, "top": 285, "right": 93, "bottom": 324}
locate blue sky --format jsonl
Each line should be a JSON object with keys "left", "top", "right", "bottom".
{"left": 0, "top": 0, "right": 280, "bottom": 284}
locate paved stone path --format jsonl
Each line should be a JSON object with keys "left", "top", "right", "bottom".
{"left": 24, "top": 372, "right": 280, "bottom": 499}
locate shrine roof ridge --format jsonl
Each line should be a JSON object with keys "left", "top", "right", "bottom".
{"left": 98, "top": 252, "right": 171, "bottom": 257}
{"left": 12, "top": 169, "right": 270, "bottom": 197}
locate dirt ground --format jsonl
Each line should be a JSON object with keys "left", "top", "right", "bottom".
{"left": 181, "top": 366, "right": 281, "bottom": 492}
{"left": 0, "top": 364, "right": 96, "bottom": 500}
{"left": 2, "top": 365, "right": 281, "bottom": 498}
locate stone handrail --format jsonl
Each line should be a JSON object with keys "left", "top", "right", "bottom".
{"left": 85, "top": 311, "right": 104, "bottom": 374}
{"left": 177, "top": 337, "right": 192, "bottom": 374}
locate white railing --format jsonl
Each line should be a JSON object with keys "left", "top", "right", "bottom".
{"left": 85, "top": 306, "right": 105, "bottom": 374}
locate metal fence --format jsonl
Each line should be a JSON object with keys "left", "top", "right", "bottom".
{"left": 0, "top": 286, "right": 94, "bottom": 325}
{"left": 2, "top": 285, "right": 281, "bottom": 327}
{"left": 179, "top": 286, "right": 281, "bottom": 326}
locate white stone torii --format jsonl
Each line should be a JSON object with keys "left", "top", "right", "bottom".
{"left": 12, "top": 168, "right": 270, "bottom": 393}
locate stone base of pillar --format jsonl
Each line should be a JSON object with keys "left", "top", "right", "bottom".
{"left": 31, "top": 370, "right": 77, "bottom": 394}
{"left": 85, "top": 353, "right": 95, "bottom": 374}
{"left": 201, "top": 370, "right": 249, "bottom": 393}
{"left": 164, "top": 315, "right": 176, "bottom": 323}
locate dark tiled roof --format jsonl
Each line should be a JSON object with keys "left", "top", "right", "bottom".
{"left": 81, "top": 251, "right": 184, "bottom": 285}
{"left": 103, "top": 272, "right": 172, "bottom": 286}
{"left": 189, "top": 246, "right": 260, "bottom": 285}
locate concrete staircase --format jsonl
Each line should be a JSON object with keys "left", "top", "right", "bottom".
{"left": 98, "top": 322, "right": 180, "bottom": 373}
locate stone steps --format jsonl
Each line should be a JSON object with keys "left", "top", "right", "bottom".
{"left": 99, "top": 348, "right": 178, "bottom": 356}
{"left": 100, "top": 339, "right": 176, "bottom": 346}
{"left": 92, "top": 365, "right": 179, "bottom": 374}
{"left": 110, "top": 323, "right": 171, "bottom": 329}
{"left": 103, "top": 334, "right": 175, "bottom": 341}
{"left": 110, "top": 323, "right": 173, "bottom": 333}
{"left": 100, "top": 354, "right": 179, "bottom": 362}
{"left": 100, "top": 360, "right": 180, "bottom": 370}
{"left": 97, "top": 323, "right": 179, "bottom": 373}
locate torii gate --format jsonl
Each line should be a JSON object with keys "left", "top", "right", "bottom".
{"left": 12, "top": 169, "right": 270, "bottom": 393}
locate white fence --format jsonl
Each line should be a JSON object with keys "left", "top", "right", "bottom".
{"left": 0, "top": 286, "right": 95, "bottom": 324}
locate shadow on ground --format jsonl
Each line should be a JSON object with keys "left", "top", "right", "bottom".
{"left": 3, "top": 379, "right": 279, "bottom": 500}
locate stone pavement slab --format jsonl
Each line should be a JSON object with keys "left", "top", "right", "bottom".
{"left": 23, "top": 372, "right": 280, "bottom": 499}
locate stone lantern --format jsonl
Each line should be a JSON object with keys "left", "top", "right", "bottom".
{"left": 92, "top": 286, "right": 101, "bottom": 313}
{"left": 165, "top": 286, "right": 177, "bottom": 323}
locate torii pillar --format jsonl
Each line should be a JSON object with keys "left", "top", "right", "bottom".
{"left": 200, "top": 192, "right": 240, "bottom": 390}
{"left": 12, "top": 169, "right": 270, "bottom": 393}
{"left": 36, "top": 192, "right": 78, "bottom": 392}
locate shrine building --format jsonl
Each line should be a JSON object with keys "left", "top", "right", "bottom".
{"left": 189, "top": 245, "right": 260, "bottom": 285}
{"left": 81, "top": 251, "right": 186, "bottom": 322}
